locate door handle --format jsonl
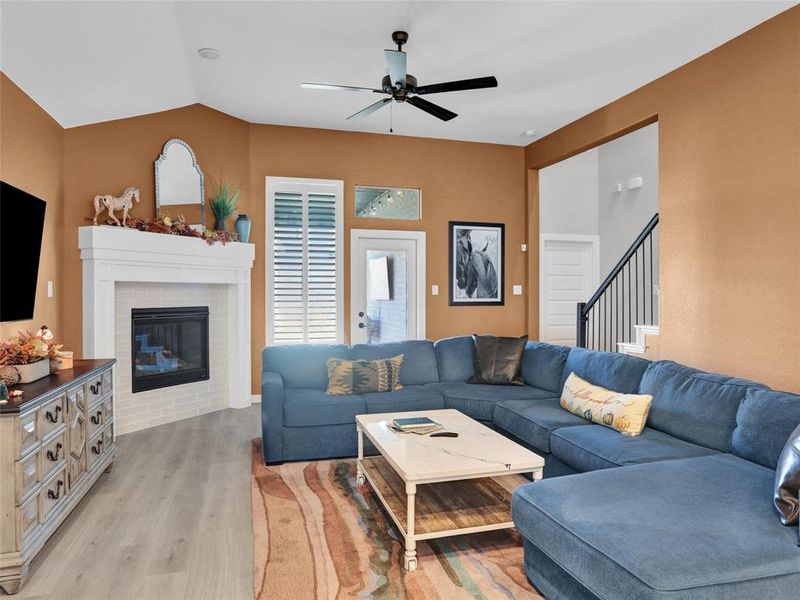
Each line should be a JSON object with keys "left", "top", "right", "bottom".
{"left": 358, "top": 311, "right": 365, "bottom": 317}
{"left": 358, "top": 323, "right": 366, "bottom": 329}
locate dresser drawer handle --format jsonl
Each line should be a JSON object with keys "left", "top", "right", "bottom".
{"left": 45, "top": 405, "right": 62, "bottom": 423}
{"left": 90, "top": 381, "right": 102, "bottom": 395}
{"left": 47, "top": 442, "right": 63, "bottom": 462}
{"left": 91, "top": 410, "right": 103, "bottom": 425}
{"left": 91, "top": 440, "right": 104, "bottom": 455}
{"left": 47, "top": 480, "right": 64, "bottom": 500}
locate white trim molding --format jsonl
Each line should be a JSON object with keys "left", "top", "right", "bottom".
{"left": 79, "top": 225, "right": 255, "bottom": 409}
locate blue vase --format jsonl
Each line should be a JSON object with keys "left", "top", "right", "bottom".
{"left": 235, "top": 214, "right": 251, "bottom": 243}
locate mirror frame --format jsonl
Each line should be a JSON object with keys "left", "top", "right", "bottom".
{"left": 354, "top": 185, "right": 422, "bottom": 221}
{"left": 155, "top": 138, "right": 206, "bottom": 227}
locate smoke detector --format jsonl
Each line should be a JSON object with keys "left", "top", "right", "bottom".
{"left": 197, "top": 48, "right": 221, "bottom": 60}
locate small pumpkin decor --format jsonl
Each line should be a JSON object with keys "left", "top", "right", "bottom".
{"left": 0, "top": 326, "right": 65, "bottom": 384}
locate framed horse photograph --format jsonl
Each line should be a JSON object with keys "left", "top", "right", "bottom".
{"left": 449, "top": 221, "right": 504, "bottom": 306}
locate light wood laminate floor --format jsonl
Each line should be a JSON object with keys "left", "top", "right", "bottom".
{"left": 9, "top": 406, "right": 260, "bottom": 600}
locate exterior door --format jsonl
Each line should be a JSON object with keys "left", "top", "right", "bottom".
{"left": 539, "top": 235, "right": 599, "bottom": 346}
{"left": 350, "top": 229, "right": 426, "bottom": 344}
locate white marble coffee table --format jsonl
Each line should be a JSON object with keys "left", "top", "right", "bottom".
{"left": 355, "top": 408, "right": 544, "bottom": 571}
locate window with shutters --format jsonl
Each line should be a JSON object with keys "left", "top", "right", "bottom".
{"left": 266, "top": 178, "right": 344, "bottom": 345}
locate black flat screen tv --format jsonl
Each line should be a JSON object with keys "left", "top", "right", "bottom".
{"left": 1, "top": 181, "right": 47, "bottom": 322}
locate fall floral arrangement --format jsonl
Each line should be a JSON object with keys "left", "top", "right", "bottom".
{"left": 0, "top": 327, "right": 64, "bottom": 385}
{"left": 112, "top": 214, "right": 238, "bottom": 245}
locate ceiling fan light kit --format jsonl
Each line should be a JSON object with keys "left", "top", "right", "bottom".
{"left": 301, "top": 31, "right": 498, "bottom": 124}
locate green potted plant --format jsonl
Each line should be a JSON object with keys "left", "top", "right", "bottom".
{"left": 209, "top": 179, "right": 240, "bottom": 231}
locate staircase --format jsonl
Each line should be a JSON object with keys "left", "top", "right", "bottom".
{"left": 577, "top": 213, "right": 659, "bottom": 355}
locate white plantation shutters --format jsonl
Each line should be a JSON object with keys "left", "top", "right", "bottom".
{"left": 266, "top": 178, "right": 343, "bottom": 345}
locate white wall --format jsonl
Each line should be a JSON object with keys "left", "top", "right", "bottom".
{"left": 598, "top": 123, "right": 659, "bottom": 276}
{"left": 539, "top": 149, "right": 599, "bottom": 235}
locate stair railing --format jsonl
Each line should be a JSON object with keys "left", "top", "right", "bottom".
{"left": 577, "top": 213, "right": 659, "bottom": 351}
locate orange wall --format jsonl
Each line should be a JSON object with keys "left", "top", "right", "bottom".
{"left": 61, "top": 111, "right": 525, "bottom": 393}
{"left": 525, "top": 7, "right": 800, "bottom": 392}
{"left": 0, "top": 73, "right": 64, "bottom": 341}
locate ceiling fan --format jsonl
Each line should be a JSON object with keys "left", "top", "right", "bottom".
{"left": 301, "top": 31, "right": 498, "bottom": 122}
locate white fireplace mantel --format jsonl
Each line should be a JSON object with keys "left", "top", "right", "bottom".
{"left": 79, "top": 225, "right": 255, "bottom": 408}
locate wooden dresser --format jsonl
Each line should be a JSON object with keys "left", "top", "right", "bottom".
{"left": 0, "top": 359, "right": 116, "bottom": 594}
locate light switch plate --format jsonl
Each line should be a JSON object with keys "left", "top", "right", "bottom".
{"left": 431, "top": 284, "right": 439, "bottom": 296}
{"left": 512, "top": 285, "right": 523, "bottom": 296}
{"left": 520, "top": 244, "right": 527, "bottom": 252}
{"left": 47, "top": 281, "right": 54, "bottom": 298}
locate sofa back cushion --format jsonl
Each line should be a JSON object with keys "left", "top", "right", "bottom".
{"left": 559, "top": 347, "right": 649, "bottom": 394}
{"left": 263, "top": 344, "right": 350, "bottom": 389}
{"left": 731, "top": 388, "right": 800, "bottom": 469}
{"left": 522, "top": 341, "right": 570, "bottom": 393}
{"left": 434, "top": 336, "right": 475, "bottom": 382}
{"left": 351, "top": 340, "right": 439, "bottom": 385}
{"left": 640, "top": 360, "right": 765, "bottom": 452}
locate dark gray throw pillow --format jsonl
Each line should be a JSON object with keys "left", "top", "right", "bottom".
{"left": 774, "top": 423, "right": 800, "bottom": 526}
{"left": 470, "top": 334, "right": 528, "bottom": 385}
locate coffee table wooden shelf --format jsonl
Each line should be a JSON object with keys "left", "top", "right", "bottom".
{"left": 356, "top": 409, "right": 544, "bottom": 571}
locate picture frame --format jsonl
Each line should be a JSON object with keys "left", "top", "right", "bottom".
{"left": 449, "top": 221, "right": 504, "bottom": 306}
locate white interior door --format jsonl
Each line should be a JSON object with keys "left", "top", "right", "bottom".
{"left": 351, "top": 229, "right": 426, "bottom": 345}
{"left": 539, "top": 235, "right": 599, "bottom": 346}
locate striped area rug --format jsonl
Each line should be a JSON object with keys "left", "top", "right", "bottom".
{"left": 251, "top": 440, "right": 543, "bottom": 599}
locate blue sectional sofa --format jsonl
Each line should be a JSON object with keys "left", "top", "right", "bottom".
{"left": 261, "top": 336, "right": 800, "bottom": 599}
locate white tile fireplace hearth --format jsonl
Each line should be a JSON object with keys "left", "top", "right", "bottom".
{"left": 79, "top": 226, "right": 255, "bottom": 434}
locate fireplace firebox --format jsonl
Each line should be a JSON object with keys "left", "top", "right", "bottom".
{"left": 131, "top": 306, "right": 209, "bottom": 393}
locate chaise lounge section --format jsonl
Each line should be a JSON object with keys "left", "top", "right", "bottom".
{"left": 261, "top": 336, "right": 800, "bottom": 599}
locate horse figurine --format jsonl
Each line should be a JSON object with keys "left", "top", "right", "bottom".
{"left": 455, "top": 229, "right": 499, "bottom": 299}
{"left": 92, "top": 186, "right": 140, "bottom": 226}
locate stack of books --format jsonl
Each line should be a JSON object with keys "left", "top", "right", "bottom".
{"left": 389, "top": 416, "right": 442, "bottom": 435}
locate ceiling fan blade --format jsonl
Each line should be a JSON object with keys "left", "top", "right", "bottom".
{"left": 301, "top": 82, "right": 383, "bottom": 93}
{"left": 414, "top": 76, "right": 498, "bottom": 95}
{"left": 406, "top": 96, "right": 457, "bottom": 121}
{"left": 384, "top": 50, "right": 407, "bottom": 88}
{"left": 347, "top": 98, "right": 393, "bottom": 120}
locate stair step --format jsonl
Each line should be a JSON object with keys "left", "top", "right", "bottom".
{"left": 617, "top": 324, "right": 659, "bottom": 355}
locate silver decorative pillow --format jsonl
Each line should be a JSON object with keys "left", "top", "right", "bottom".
{"left": 774, "top": 423, "right": 800, "bottom": 526}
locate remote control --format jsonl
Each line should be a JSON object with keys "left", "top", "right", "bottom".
{"left": 430, "top": 432, "right": 459, "bottom": 438}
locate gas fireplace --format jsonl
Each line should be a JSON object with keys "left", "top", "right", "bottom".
{"left": 131, "top": 306, "right": 209, "bottom": 393}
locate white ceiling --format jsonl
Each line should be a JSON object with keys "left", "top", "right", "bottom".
{"left": 1, "top": 1, "right": 794, "bottom": 145}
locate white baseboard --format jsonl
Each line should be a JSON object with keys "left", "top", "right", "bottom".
{"left": 250, "top": 394, "right": 261, "bottom": 404}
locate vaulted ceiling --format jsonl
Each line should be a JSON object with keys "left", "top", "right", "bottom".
{"left": 1, "top": 1, "right": 793, "bottom": 145}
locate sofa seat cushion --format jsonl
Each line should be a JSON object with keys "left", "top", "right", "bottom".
{"left": 493, "top": 398, "right": 591, "bottom": 453}
{"left": 283, "top": 388, "right": 366, "bottom": 427}
{"left": 428, "top": 382, "right": 554, "bottom": 421}
{"left": 351, "top": 340, "right": 439, "bottom": 385}
{"left": 362, "top": 385, "right": 444, "bottom": 414}
{"left": 551, "top": 425, "right": 718, "bottom": 472}
{"left": 512, "top": 454, "right": 800, "bottom": 600}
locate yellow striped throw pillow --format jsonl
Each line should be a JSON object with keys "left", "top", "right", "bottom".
{"left": 560, "top": 372, "right": 653, "bottom": 436}
{"left": 326, "top": 355, "right": 404, "bottom": 395}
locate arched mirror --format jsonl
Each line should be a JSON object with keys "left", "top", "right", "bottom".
{"left": 155, "top": 139, "right": 205, "bottom": 227}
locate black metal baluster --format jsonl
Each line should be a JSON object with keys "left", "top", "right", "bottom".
{"left": 649, "top": 232, "right": 656, "bottom": 325}
{"left": 635, "top": 249, "right": 639, "bottom": 326}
